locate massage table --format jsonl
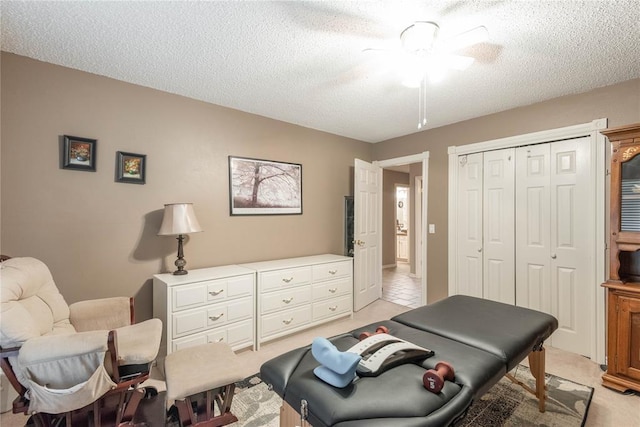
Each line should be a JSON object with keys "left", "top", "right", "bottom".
{"left": 260, "top": 295, "right": 558, "bottom": 427}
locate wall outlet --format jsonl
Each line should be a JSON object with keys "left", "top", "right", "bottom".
{"left": 428, "top": 224, "right": 435, "bottom": 234}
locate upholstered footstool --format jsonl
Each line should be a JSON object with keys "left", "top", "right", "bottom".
{"left": 164, "top": 343, "right": 244, "bottom": 427}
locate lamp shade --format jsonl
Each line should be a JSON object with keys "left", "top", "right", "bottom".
{"left": 158, "top": 203, "right": 203, "bottom": 236}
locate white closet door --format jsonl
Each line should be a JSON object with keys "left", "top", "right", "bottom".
{"left": 515, "top": 145, "right": 552, "bottom": 313}
{"left": 456, "top": 153, "right": 484, "bottom": 297}
{"left": 483, "top": 149, "right": 515, "bottom": 304}
{"left": 549, "top": 137, "right": 593, "bottom": 356}
{"left": 516, "top": 138, "right": 593, "bottom": 356}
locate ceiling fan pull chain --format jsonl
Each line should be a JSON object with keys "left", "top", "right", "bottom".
{"left": 422, "top": 77, "right": 427, "bottom": 127}
{"left": 418, "top": 80, "right": 422, "bottom": 130}
{"left": 418, "top": 76, "right": 427, "bottom": 130}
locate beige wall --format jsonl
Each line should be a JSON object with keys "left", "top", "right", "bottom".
{"left": 0, "top": 53, "right": 371, "bottom": 320}
{"left": 373, "top": 78, "right": 640, "bottom": 303}
{"left": 3, "top": 51, "right": 639, "bottom": 317}
{"left": 381, "top": 170, "right": 409, "bottom": 266}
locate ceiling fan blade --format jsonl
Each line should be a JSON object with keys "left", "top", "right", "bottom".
{"left": 439, "top": 53, "right": 475, "bottom": 70}
{"left": 437, "top": 25, "right": 489, "bottom": 53}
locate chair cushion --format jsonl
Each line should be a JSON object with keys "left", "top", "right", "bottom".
{"left": 114, "top": 319, "right": 163, "bottom": 365}
{"left": 1, "top": 257, "right": 74, "bottom": 348}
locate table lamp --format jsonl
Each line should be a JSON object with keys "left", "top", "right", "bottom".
{"left": 158, "top": 203, "right": 203, "bottom": 275}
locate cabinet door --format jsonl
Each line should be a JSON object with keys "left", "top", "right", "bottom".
{"left": 618, "top": 296, "right": 640, "bottom": 381}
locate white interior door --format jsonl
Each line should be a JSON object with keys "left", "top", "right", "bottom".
{"left": 354, "top": 159, "right": 382, "bottom": 311}
{"left": 456, "top": 153, "right": 484, "bottom": 297}
{"left": 483, "top": 149, "right": 515, "bottom": 304}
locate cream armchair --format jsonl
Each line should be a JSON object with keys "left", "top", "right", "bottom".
{"left": 0, "top": 257, "right": 162, "bottom": 426}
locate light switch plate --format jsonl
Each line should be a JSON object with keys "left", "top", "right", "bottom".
{"left": 428, "top": 224, "right": 435, "bottom": 234}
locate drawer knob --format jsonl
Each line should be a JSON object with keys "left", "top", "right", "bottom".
{"left": 209, "top": 313, "right": 224, "bottom": 321}
{"left": 282, "top": 317, "right": 294, "bottom": 325}
{"left": 328, "top": 287, "right": 337, "bottom": 293}
{"left": 209, "top": 289, "right": 224, "bottom": 296}
{"left": 282, "top": 297, "right": 294, "bottom": 304}
{"left": 329, "top": 305, "right": 338, "bottom": 311}
{"left": 329, "top": 270, "right": 337, "bottom": 275}
{"left": 282, "top": 277, "right": 294, "bottom": 283}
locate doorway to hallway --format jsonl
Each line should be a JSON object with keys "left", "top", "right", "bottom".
{"left": 382, "top": 262, "right": 421, "bottom": 308}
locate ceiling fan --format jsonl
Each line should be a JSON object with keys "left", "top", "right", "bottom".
{"left": 366, "top": 21, "right": 489, "bottom": 87}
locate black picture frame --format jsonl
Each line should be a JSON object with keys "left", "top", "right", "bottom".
{"left": 62, "top": 135, "right": 97, "bottom": 171}
{"left": 116, "top": 151, "right": 146, "bottom": 184}
{"left": 229, "top": 156, "right": 302, "bottom": 215}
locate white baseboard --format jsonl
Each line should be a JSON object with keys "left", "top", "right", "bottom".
{"left": 382, "top": 264, "right": 396, "bottom": 269}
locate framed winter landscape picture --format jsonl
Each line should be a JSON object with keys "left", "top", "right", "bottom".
{"left": 229, "top": 156, "right": 302, "bottom": 215}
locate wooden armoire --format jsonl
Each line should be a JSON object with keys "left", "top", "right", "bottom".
{"left": 601, "top": 123, "right": 640, "bottom": 393}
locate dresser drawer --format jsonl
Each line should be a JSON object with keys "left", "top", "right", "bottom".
{"left": 312, "top": 261, "right": 352, "bottom": 282}
{"left": 171, "top": 274, "right": 254, "bottom": 312}
{"left": 261, "top": 306, "right": 311, "bottom": 337}
{"left": 261, "top": 285, "right": 312, "bottom": 314}
{"left": 207, "top": 273, "right": 254, "bottom": 302}
{"left": 171, "top": 318, "right": 254, "bottom": 352}
{"left": 260, "top": 267, "right": 311, "bottom": 292}
{"left": 312, "top": 277, "right": 351, "bottom": 301}
{"left": 172, "top": 297, "right": 253, "bottom": 338}
{"left": 172, "top": 283, "right": 208, "bottom": 312}
{"left": 312, "top": 295, "right": 351, "bottom": 321}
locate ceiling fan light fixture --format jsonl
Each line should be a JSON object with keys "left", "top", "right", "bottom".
{"left": 400, "top": 21, "right": 439, "bottom": 53}
{"left": 425, "top": 64, "right": 447, "bottom": 84}
{"left": 401, "top": 72, "right": 423, "bottom": 88}
{"left": 398, "top": 55, "right": 428, "bottom": 87}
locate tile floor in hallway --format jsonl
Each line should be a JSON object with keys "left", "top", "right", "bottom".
{"left": 382, "top": 261, "right": 421, "bottom": 308}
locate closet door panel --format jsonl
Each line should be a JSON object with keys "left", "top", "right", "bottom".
{"left": 483, "top": 149, "right": 515, "bottom": 304}
{"left": 515, "top": 145, "right": 551, "bottom": 313}
{"left": 550, "top": 137, "right": 592, "bottom": 356}
{"left": 456, "top": 153, "right": 484, "bottom": 297}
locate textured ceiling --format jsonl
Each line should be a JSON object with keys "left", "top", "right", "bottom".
{"left": 2, "top": 1, "right": 639, "bottom": 143}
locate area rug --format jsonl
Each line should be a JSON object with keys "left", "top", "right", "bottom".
{"left": 230, "top": 365, "right": 593, "bottom": 426}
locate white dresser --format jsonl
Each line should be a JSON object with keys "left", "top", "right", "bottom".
{"left": 153, "top": 265, "right": 256, "bottom": 369}
{"left": 241, "top": 254, "right": 353, "bottom": 349}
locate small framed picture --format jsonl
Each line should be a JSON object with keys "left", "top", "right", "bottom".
{"left": 62, "top": 135, "right": 97, "bottom": 171}
{"left": 116, "top": 151, "right": 146, "bottom": 184}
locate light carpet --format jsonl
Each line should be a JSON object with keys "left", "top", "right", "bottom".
{"left": 230, "top": 365, "right": 593, "bottom": 426}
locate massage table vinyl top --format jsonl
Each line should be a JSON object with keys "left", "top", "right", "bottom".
{"left": 261, "top": 320, "right": 506, "bottom": 427}
{"left": 260, "top": 296, "right": 558, "bottom": 427}
{"left": 391, "top": 295, "right": 558, "bottom": 371}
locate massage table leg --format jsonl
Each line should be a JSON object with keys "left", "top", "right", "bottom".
{"left": 506, "top": 347, "right": 548, "bottom": 413}
{"left": 280, "top": 400, "right": 311, "bottom": 427}
{"left": 529, "top": 347, "right": 547, "bottom": 412}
